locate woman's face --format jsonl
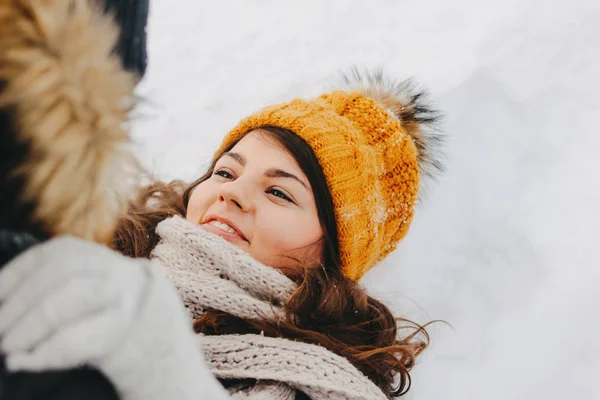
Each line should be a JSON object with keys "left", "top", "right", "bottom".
{"left": 186, "top": 129, "right": 323, "bottom": 274}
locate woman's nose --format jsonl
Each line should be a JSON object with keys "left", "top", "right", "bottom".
{"left": 218, "top": 180, "right": 252, "bottom": 212}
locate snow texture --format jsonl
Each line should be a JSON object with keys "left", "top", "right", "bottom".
{"left": 132, "top": 1, "right": 600, "bottom": 399}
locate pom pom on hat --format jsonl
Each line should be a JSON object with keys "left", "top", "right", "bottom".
{"left": 340, "top": 67, "right": 445, "bottom": 189}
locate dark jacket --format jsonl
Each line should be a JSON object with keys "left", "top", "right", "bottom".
{"left": 104, "top": 0, "right": 150, "bottom": 78}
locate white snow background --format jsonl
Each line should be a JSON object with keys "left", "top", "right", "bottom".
{"left": 132, "top": 1, "right": 600, "bottom": 399}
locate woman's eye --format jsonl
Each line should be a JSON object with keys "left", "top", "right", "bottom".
{"left": 267, "top": 188, "right": 294, "bottom": 203}
{"left": 214, "top": 169, "right": 234, "bottom": 180}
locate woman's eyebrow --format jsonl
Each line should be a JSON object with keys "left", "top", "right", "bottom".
{"left": 222, "top": 152, "right": 246, "bottom": 166}
{"left": 222, "top": 152, "right": 308, "bottom": 190}
{"left": 265, "top": 168, "right": 308, "bottom": 190}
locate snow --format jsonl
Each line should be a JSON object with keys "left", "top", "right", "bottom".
{"left": 133, "top": 1, "right": 600, "bottom": 398}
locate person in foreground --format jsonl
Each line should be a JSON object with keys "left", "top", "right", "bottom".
{"left": 0, "top": 69, "right": 444, "bottom": 399}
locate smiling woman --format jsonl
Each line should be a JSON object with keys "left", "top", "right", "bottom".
{"left": 186, "top": 127, "right": 326, "bottom": 275}
{"left": 112, "top": 69, "right": 444, "bottom": 399}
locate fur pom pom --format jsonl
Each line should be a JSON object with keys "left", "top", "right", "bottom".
{"left": 340, "top": 67, "right": 445, "bottom": 186}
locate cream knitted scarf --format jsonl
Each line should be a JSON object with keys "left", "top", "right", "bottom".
{"left": 151, "top": 216, "right": 388, "bottom": 400}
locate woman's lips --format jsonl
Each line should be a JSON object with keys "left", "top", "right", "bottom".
{"left": 200, "top": 220, "right": 248, "bottom": 244}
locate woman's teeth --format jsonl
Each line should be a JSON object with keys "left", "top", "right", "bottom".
{"left": 208, "top": 220, "right": 237, "bottom": 235}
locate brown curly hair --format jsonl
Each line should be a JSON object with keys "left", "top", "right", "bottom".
{"left": 112, "top": 126, "right": 430, "bottom": 398}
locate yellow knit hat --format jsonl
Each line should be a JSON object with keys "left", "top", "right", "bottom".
{"left": 215, "top": 69, "right": 443, "bottom": 281}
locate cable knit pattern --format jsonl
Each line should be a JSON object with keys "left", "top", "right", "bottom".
{"left": 153, "top": 216, "right": 295, "bottom": 321}
{"left": 151, "top": 216, "right": 387, "bottom": 400}
{"left": 229, "top": 381, "right": 295, "bottom": 400}
{"left": 200, "top": 335, "right": 388, "bottom": 400}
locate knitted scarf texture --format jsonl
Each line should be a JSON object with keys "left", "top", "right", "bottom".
{"left": 151, "top": 216, "right": 387, "bottom": 400}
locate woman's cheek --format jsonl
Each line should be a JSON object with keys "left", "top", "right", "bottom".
{"left": 269, "top": 215, "right": 310, "bottom": 250}
{"left": 186, "top": 183, "right": 215, "bottom": 222}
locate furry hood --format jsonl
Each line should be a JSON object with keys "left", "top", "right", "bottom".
{"left": 0, "top": 0, "right": 140, "bottom": 243}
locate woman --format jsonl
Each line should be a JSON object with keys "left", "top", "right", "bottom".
{"left": 0, "top": 69, "right": 443, "bottom": 399}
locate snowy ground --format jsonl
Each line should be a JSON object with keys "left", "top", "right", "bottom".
{"left": 133, "top": 1, "right": 600, "bottom": 399}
